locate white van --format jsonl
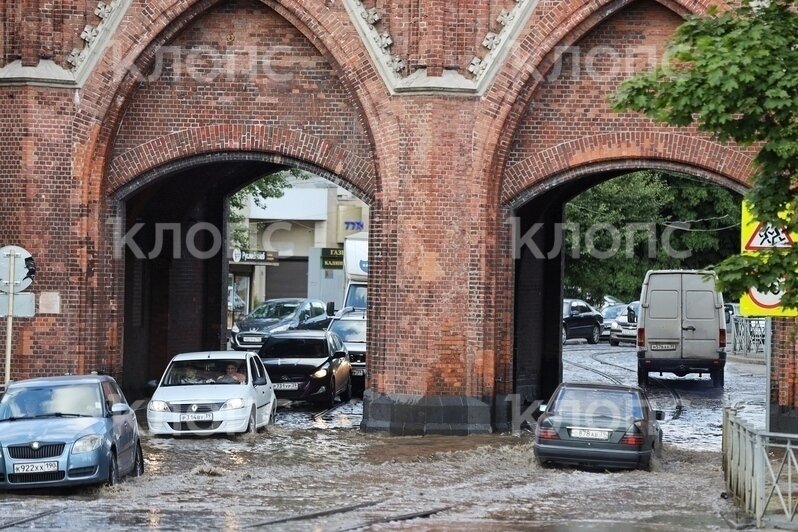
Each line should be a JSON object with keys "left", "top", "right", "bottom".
{"left": 635, "top": 270, "right": 726, "bottom": 387}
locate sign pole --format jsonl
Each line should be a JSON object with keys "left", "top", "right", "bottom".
{"left": 5, "top": 251, "right": 15, "bottom": 386}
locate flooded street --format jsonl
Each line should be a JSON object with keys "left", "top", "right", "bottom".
{"left": 0, "top": 344, "right": 765, "bottom": 530}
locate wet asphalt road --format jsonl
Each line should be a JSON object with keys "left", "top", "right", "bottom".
{"left": 0, "top": 343, "right": 766, "bottom": 530}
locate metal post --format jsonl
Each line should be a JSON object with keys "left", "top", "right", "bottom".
{"left": 4, "top": 251, "right": 15, "bottom": 386}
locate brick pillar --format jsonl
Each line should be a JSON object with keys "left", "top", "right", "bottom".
{"left": 361, "top": 98, "right": 501, "bottom": 435}
{"left": 20, "top": 0, "right": 40, "bottom": 67}
{"left": 770, "top": 317, "right": 798, "bottom": 431}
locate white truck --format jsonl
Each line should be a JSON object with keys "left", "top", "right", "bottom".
{"left": 343, "top": 231, "right": 368, "bottom": 309}
{"left": 635, "top": 270, "right": 726, "bottom": 388}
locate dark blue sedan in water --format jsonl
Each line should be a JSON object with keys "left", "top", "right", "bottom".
{"left": 0, "top": 375, "right": 143, "bottom": 489}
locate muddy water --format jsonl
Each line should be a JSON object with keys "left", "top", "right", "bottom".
{"left": 0, "top": 344, "right": 760, "bottom": 529}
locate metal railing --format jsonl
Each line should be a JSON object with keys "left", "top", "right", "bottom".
{"left": 731, "top": 316, "right": 771, "bottom": 360}
{"left": 723, "top": 407, "right": 798, "bottom": 527}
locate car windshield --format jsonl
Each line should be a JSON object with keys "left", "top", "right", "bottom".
{"left": 548, "top": 387, "right": 644, "bottom": 419}
{"left": 261, "top": 338, "right": 329, "bottom": 358}
{"left": 249, "top": 301, "right": 298, "bottom": 319}
{"left": 602, "top": 305, "right": 626, "bottom": 319}
{"left": 0, "top": 383, "right": 103, "bottom": 421}
{"left": 329, "top": 320, "right": 366, "bottom": 343}
{"left": 161, "top": 359, "right": 248, "bottom": 386}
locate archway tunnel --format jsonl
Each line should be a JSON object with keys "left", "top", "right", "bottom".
{"left": 511, "top": 166, "right": 745, "bottom": 407}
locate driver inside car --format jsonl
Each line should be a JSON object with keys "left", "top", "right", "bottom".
{"left": 217, "top": 363, "right": 245, "bottom": 384}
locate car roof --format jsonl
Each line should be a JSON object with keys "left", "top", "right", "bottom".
{"left": 171, "top": 351, "right": 254, "bottom": 361}
{"left": 7, "top": 374, "right": 115, "bottom": 388}
{"left": 557, "top": 382, "right": 644, "bottom": 394}
{"left": 332, "top": 311, "right": 366, "bottom": 320}
{"left": 268, "top": 330, "right": 329, "bottom": 339}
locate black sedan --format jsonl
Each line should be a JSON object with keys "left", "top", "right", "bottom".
{"left": 259, "top": 330, "right": 352, "bottom": 407}
{"left": 534, "top": 382, "right": 663, "bottom": 470}
{"left": 562, "top": 298, "right": 603, "bottom": 345}
{"left": 230, "top": 298, "right": 331, "bottom": 351}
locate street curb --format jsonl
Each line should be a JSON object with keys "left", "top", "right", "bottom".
{"left": 727, "top": 354, "right": 766, "bottom": 366}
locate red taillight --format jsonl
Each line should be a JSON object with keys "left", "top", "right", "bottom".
{"left": 637, "top": 328, "right": 645, "bottom": 347}
{"left": 620, "top": 434, "right": 644, "bottom": 446}
{"left": 719, "top": 329, "right": 726, "bottom": 348}
{"left": 536, "top": 427, "right": 559, "bottom": 441}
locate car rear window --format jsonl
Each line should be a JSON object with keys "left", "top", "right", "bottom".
{"left": 549, "top": 388, "right": 644, "bottom": 419}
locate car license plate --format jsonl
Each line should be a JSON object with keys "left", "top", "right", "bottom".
{"left": 651, "top": 343, "right": 677, "bottom": 351}
{"left": 242, "top": 336, "right": 261, "bottom": 343}
{"left": 351, "top": 368, "right": 366, "bottom": 376}
{"left": 273, "top": 383, "right": 299, "bottom": 390}
{"left": 13, "top": 461, "right": 58, "bottom": 474}
{"left": 179, "top": 413, "right": 213, "bottom": 422}
{"left": 570, "top": 429, "right": 611, "bottom": 440}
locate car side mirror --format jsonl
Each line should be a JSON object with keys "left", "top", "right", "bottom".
{"left": 111, "top": 403, "right": 130, "bottom": 416}
{"left": 333, "top": 350, "right": 347, "bottom": 359}
{"left": 532, "top": 403, "right": 547, "bottom": 421}
{"left": 326, "top": 301, "right": 336, "bottom": 316}
{"left": 654, "top": 410, "right": 664, "bottom": 421}
{"left": 627, "top": 308, "right": 637, "bottom": 324}
{"left": 253, "top": 376, "right": 268, "bottom": 386}
{"left": 147, "top": 379, "right": 158, "bottom": 390}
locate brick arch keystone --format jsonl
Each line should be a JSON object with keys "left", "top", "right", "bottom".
{"left": 106, "top": 125, "right": 376, "bottom": 201}
{"left": 501, "top": 132, "right": 753, "bottom": 205}
{"left": 476, "top": 0, "right": 728, "bottom": 203}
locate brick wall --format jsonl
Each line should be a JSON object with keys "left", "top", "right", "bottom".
{"left": 772, "top": 319, "right": 798, "bottom": 410}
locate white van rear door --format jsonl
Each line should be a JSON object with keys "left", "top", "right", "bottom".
{"left": 681, "top": 274, "right": 719, "bottom": 359}
{"left": 646, "top": 274, "right": 682, "bottom": 359}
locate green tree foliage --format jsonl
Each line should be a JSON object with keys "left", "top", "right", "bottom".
{"left": 564, "top": 171, "right": 741, "bottom": 304}
{"left": 228, "top": 169, "right": 300, "bottom": 249}
{"left": 611, "top": 0, "right": 798, "bottom": 309}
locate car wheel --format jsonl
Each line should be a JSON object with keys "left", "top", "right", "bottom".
{"left": 325, "top": 377, "right": 337, "bottom": 408}
{"left": 341, "top": 376, "right": 352, "bottom": 403}
{"left": 561, "top": 326, "right": 567, "bottom": 345}
{"left": 246, "top": 407, "right": 257, "bottom": 434}
{"left": 587, "top": 325, "right": 600, "bottom": 344}
{"left": 132, "top": 441, "right": 144, "bottom": 477}
{"left": 609, "top": 339, "right": 620, "bottom": 347}
{"left": 269, "top": 399, "right": 277, "bottom": 424}
{"left": 639, "top": 455, "right": 652, "bottom": 471}
{"left": 106, "top": 451, "right": 119, "bottom": 487}
{"left": 711, "top": 370, "right": 724, "bottom": 388}
{"left": 637, "top": 366, "right": 648, "bottom": 387}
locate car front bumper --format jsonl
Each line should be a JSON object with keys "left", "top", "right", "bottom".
{"left": 0, "top": 445, "right": 110, "bottom": 489}
{"left": 534, "top": 441, "right": 650, "bottom": 470}
{"left": 147, "top": 408, "right": 251, "bottom": 435}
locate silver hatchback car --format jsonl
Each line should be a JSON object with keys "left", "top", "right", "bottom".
{"left": 0, "top": 375, "right": 143, "bottom": 489}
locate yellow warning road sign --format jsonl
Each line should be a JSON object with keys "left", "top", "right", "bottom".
{"left": 739, "top": 201, "right": 797, "bottom": 317}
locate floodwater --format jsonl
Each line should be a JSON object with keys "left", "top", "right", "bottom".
{"left": 0, "top": 344, "right": 765, "bottom": 530}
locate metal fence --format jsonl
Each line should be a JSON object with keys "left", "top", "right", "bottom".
{"left": 723, "top": 407, "right": 798, "bottom": 527}
{"left": 731, "top": 316, "right": 771, "bottom": 360}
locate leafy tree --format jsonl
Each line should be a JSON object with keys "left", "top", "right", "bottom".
{"left": 565, "top": 171, "right": 741, "bottom": 304}
{"left": 611, "top": 0, "right": 798, "bottom": 309}
{"left": 228, "top": 168, "right": 301, "bottom": 249}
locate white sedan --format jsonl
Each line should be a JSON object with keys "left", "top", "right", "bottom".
{"left": 147, "top": 351, "right": 276, "bottom": 436}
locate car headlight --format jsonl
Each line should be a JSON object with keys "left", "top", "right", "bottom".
{"left": 312, "top": 368, "right": 328, "bottom": 379}
{"left": 72, "top": 435, "right": 102, "bottom": 454}
{"left": 231, "top": 324, "right": 240, "bottom": 333}
{"left": 220, "top": 398, "right": 246, "bottom": 410}
{"left": 148, "top": 400, "right": 171, "bottom": 412}
{"left": 611, "top": 322, "right": 621, "bottom": 331}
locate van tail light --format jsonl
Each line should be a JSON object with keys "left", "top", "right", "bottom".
{"left": 620, "top": 424, "right": 644, "bottom": 446}
{"left": 719, "top": 329, "right": 726, "bottom": 349}
{"left": 637, "top": 328, "right": 645, "bottom": 347}
{"left": 536, "top": 426, "right": 559, "bottom": 441}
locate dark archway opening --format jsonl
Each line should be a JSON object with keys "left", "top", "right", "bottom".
{"left": 120, "top": 160, "right": 285, "bottom": 398}
{"left": 512, "top": 167, "right": 745, "bottom": 406}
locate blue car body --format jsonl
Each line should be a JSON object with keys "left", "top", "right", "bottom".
{"left": 0, "top": 375, "right": 142, "bottom": 489}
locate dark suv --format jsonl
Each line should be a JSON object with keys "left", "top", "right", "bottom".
{"left": 327, "top": 307, "right": 366, "bottom": 392}
{"left": 562, "top": 298, "right": 603, "bottom": 345}
{"left": 230, "top": 298, "right": 331, "bottom": 351}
